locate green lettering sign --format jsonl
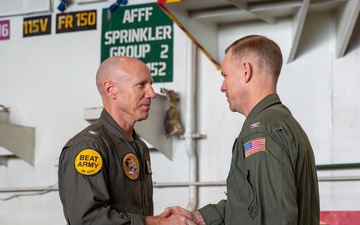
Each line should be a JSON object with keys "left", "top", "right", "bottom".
{"left": 101, "top": 3, "right": 174, "bottom": 83}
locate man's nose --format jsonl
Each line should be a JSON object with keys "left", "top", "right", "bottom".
{"left": 146, "top": 86, "right": 156, "bottom": 99}
{"left": 220, "top": 83, "right": 226, "bottom": 93}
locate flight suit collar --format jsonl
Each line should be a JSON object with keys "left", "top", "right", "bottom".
{"left": 98, "top": 109, "right": 141, "bottom": 142}
{"left": 246, "top": 93, "right": 282, "bottom": 120}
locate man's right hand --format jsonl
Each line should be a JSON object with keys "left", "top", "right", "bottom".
{"left": 161, "top": 206, "right": 205, "bottom": 225}
{"left": 146, "top": 212, "right": 197, "bottom": 225}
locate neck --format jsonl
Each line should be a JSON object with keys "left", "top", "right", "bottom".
{"left": 105, "top": 106, "right": 135, "bottom": 140}
{"left": 116, "top": 118, "right": 135, "bottom": 140}
{"left": 244, "top": 86, "right": 276, "bottom": 117}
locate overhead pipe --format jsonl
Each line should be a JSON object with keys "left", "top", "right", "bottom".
{"left": 0, "top": 186, "right": 58, "bottom": 193}
{"left": 3, "top": 162, "right": 360, "bottom": 194}
{"left": 4, "top": 174, "right": 360, "bottom": 194}
{"left": 316, "top": 163, "right": 360, "bottom": 170}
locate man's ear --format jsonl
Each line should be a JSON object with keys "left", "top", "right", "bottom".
{"left": 243, "top": 62, "right": 252, "bottom": 83}
{"left": 104, "top": 80, "right": 116, "bottom": 99}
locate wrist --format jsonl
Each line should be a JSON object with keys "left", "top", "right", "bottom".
{"left": 192, "top": 210, "right": 205, "bottom": 224}
{"left": 146, "top": 215, "right": 164, "bottom": 225}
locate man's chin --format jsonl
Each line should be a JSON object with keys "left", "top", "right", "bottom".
{"left": 137, "top": 113, "right": 149, "bottom": 122}
{"left": 229, "top": 105, "right": 236, "bottom": 112}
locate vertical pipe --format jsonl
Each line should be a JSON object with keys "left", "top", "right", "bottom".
{"left": 185, "top": 38, "right": 197, "bottom": 211}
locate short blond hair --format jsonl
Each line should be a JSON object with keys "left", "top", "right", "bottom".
{"left": 225, "top": 35, "right": 283, "bottom": 79}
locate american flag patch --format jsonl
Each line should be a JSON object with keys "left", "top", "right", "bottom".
{"left": 244, "top": 138, "right": 265, "bottom": 158}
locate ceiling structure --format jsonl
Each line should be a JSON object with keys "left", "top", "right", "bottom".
{"left": 158, "top": 0, "right": 360, "bottom": 66}
{"left": 0, "top": 0, "right": 51, "bottom": 18}
{"left": 0, "top": 0, "right": 359, "bottom": 66}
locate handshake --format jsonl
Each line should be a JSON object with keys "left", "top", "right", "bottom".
{"left": 146, "top": 206, "right": 206, "bottom": 225}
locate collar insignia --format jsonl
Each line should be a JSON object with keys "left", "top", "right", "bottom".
{"left": 250, "top": 122, "right": 261, "bottom": 129}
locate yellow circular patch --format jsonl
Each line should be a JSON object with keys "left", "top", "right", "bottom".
{"left": 123, "top": 153, "right": 140, "bottom": 180}
{"left": 75, "top": 149, "right": 103, "bottom": 175}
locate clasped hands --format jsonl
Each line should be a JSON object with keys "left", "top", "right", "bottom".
{"left": 161, "top": 206, "right": 205, "bottom": 225}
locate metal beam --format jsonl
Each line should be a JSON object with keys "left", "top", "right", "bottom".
{"left": 335, "top": 0, "right": 360, "bottom": 57}
{"left": 226, "top": 0, "right": 276, "bottom": 23}
{"left": 288, "top": 0, "right": 310, "bottom": 62}
{"left": 225, "top": 0, "right": 247, "bottom": 10}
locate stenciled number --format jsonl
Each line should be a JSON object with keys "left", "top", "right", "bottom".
{"left": 0, "top": 23, "right": 9, "bottom": 37}
{"left": 76, "top": 11, "right": 96, "bottom": 27}
{"left": 146, "top": 62, "right": 166, "bottom": 76}
{"left": 160, "top": 44, "right": 168, "bottom": 59}
{"left": 23, "top": 20, "right": 39, "bottom": 34}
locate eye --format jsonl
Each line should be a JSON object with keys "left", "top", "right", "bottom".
{"left": 136, "top": 82, "right": 146, "bottom": 88}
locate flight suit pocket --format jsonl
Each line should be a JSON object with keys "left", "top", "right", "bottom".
{"left": 126, "top": 179, "right": 143, "bottom": 213}
{"left": 246, "top": 169, "right": 258, "bottom": 219}
{"left": 227, "top": 164, "right": 259, "bottom": 220}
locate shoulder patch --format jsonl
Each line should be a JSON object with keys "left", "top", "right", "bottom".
{"left": 123, "top": 153, "right": 140, "bottom": 180}
{"left": 244, "top": 138, "right": 266, "bottom": 158}
{"left": 75, "top": 149, "right": 103, "bottom": 175}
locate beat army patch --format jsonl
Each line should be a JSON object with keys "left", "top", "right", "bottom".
{"left": 123, "top": 153, "right": 140, "bottom": 180}
{"left": 75, "top": 149, "right": 103, "bottom": 175}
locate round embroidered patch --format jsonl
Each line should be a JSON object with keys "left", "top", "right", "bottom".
{"left": 123, "top": 153, "right": 140, "bottom": 180}
{"left": 75, "top": 149, "right": 103, "bottom": 175}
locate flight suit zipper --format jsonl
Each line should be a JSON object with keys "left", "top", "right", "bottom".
{"left": 134, "top": 140, "right": 149, "bottom": 215}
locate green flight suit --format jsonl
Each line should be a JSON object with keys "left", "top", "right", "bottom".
{"left": 58, "top": 109, "right": 154, "bottom": 225}
{"left": 199, "top": 94, "right": 320, "bottom": 225}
